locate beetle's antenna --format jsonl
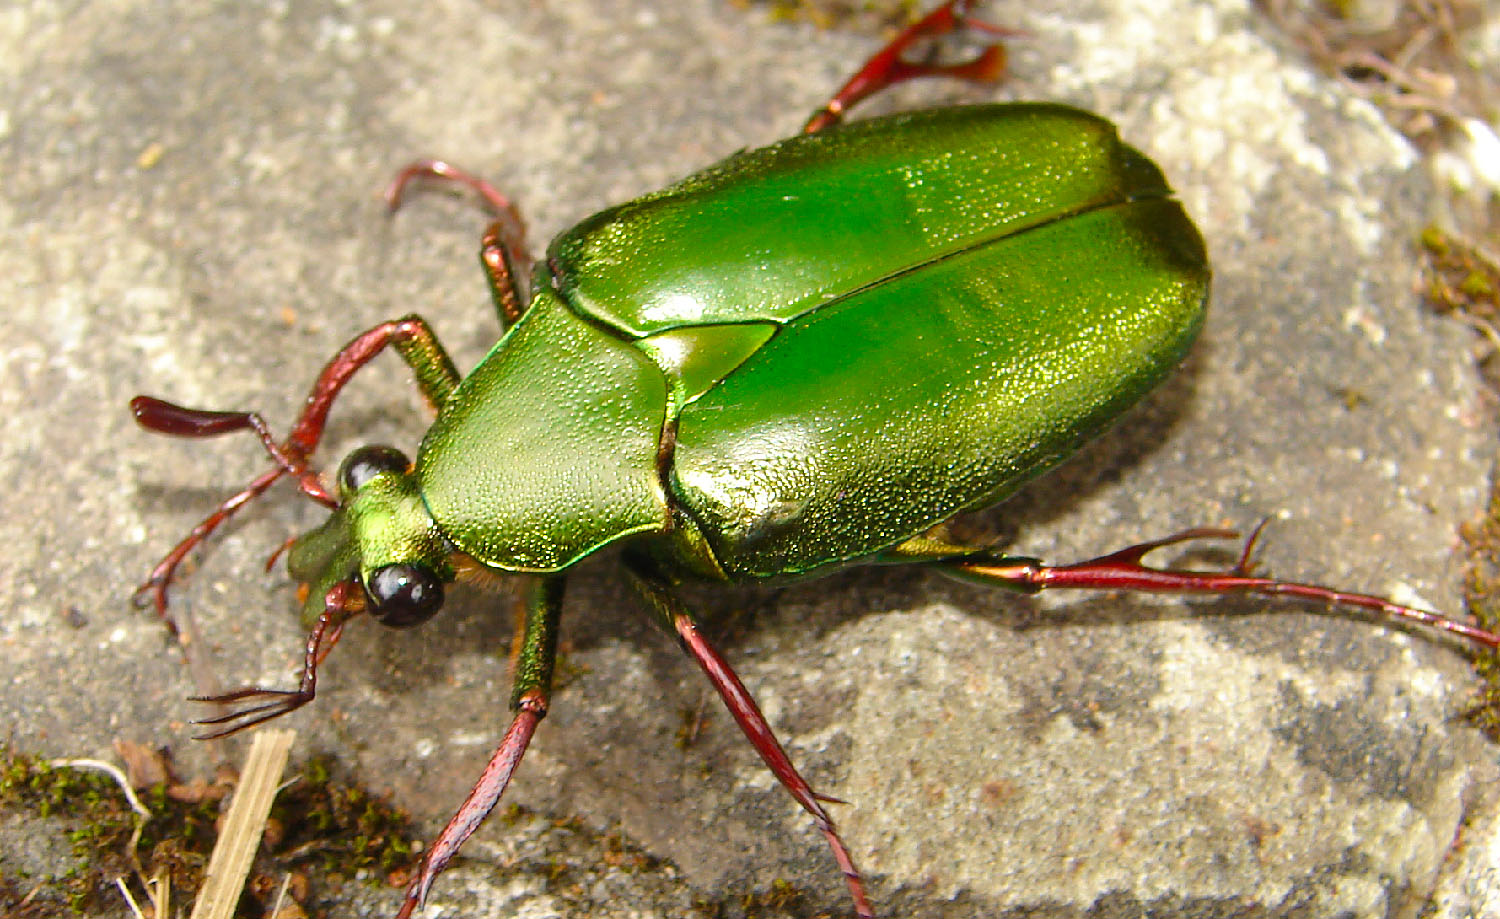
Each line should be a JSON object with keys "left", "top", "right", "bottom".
{"left": 130, "top": 397, "right": 329, "bottom": 628}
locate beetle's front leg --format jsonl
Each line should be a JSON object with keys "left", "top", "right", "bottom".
{"left": 893, "top": 526, "right": 1500, "bottom": 652}
{"left": 625, "top": 557, "right": 874, "bottom": 919}
{"left": 133, "top": 315, "right": 462, "bottom": 624}
{"left": 187, "top": 580, "right": 354, "bottom": 737}
{"left": 394, "top": 575, "right": 562, "bottom": 919}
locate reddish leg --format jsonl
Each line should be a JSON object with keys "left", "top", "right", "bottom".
{"left": 941, "top": 524, "right": 1500, "bottom": 651}
{"left": 130, "top": 464, "right": 289, "bottom": 630}
{"left": 804, "top": 0, "right": 1021, "bottom": 133}
{"left": 627, "top": 563, "right": 873, "bottom": 919}
{"left": 394, "top": 692, "right": 545, "bottom": 919}
{"left": 132, "top": 315, "right": 459, "bottom": 626}
{"left": 190, "top": 581, "right": 353, "bottom": 739}
{"left": 394, "top": 576, "right": 562, "bottom": 919}
{"left": 675, "top": 615, "right": 872, "bottom": 918}
{"left": 385, "top": 159, "right": 532, "bottom": 328}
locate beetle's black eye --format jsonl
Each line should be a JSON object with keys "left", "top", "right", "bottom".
{"left": 339, "top": 445, "right": 410, "bottom": 495}
{"left": 366, "top": 563, "right": 443, "bottom": 628}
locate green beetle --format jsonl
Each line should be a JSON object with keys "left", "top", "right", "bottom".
{"left": 131, "top": 3, "right": 1500, "bottom": 917}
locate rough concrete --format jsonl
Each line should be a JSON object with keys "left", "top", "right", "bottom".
{"left": 3, "top": 1, "right": 1499, "bottom": 917}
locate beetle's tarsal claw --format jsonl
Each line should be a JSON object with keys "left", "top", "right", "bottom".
{"left": 1235, "top": 519, "right": 1273, "bottom": 574}
{"left": 392, "top": 879, "right": 425, "bottom": 919}
{"left": 131, "top": 581, "right": 159, "bottom": 611}
{"left": 187, "top": 601, "right": 345, "bottom": 740}
{"left": 803, "top": 0, "right": 1022, "bottom": 133}
{"left": 188, "top": 687, "right": 314, "bottom": 740}
{"left": 1100, "top": 527, "right": 1243, "bottom": 566}
{"left": 132, "top": 570, "right": 181, "bottom": 633}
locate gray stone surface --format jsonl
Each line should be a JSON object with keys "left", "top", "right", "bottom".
{"left": 3, "top": 1, "right": 1498, "bottom": 917}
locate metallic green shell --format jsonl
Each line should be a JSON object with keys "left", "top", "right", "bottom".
{"left": 416, "top": 289, "right": 671, "bottom": 571}
{"left": 415, "top": 103, "right": 1208, "bottom": 577}
{"left": 670, "top": 197, "right": 1205, "bottom": 578}
{"left": 550, "top": 104, "right": 1177, "bottom": 338}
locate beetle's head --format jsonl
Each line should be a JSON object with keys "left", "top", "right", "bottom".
{"left": 288, "top": 444, "right": 454, "bottom": 630}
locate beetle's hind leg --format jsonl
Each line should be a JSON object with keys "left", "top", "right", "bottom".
{"left": 804, "top": 0, "right": 1024, "bottom": 133}
{"left": 626, "top": 558, "right": 874, "bottom": 919}
{"left": 385, "top": 159, "right": 532, "bottom": 329}
{"left": 891, "top": 524, "right": 1500, "bottom": 652}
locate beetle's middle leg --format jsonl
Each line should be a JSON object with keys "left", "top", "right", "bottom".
{"left": 885, "top": 526, "right": 1500, "bottom": 652}
{"left": 625, "top": 557, "right": 874, "bottom": 919}
{"left": 804, "top": 0, "right": 1021, "bottom": 133}
{"left": 393, "top": 574, "right": 562, "bottom": 919}
{"left": 386, "top": 159, "right": 532, "bottom": 329}
{"left": 132, "top": 315, "right": 462, "bottom": 625}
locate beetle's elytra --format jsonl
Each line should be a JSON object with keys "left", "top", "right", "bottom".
{"left": 131, "top": 3, "right": 1500, "bottom": 917}
{"left": 418, "top": 102, "right": 1207, "bottom": 579}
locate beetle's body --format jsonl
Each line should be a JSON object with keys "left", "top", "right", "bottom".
{"left": 131, "top": 6, "right": 1500, "bottom": 917}
{"left": 419, "top": 103, "right": 1208, "bottom": 581}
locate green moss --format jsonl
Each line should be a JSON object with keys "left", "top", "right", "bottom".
{"left": 731, "top": 0, "right": 923, "bottom": 31}
{"left": 268, "top": 754, "right": 418, "bottom": 876}
{"left": 1458, "top": 484, "right": 1500, "bottom": 740}
{"left": 1420, "top": 225, "right": 1500, "bottom": 740}
{"left": 692, "top": 876, "right": 813, "bottom": 918}
{"left": 0, "top": 744, "right": 419, "bottom": 916}
{"left": 0, "top": 745, "right": 192, "bottom": 915}
{"left": 1421, "top": 225, "right": 1500, "bottom": 320}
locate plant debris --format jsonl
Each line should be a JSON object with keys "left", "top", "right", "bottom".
{"left": 0, "top": 740, "right": 420, "bottom": 917}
